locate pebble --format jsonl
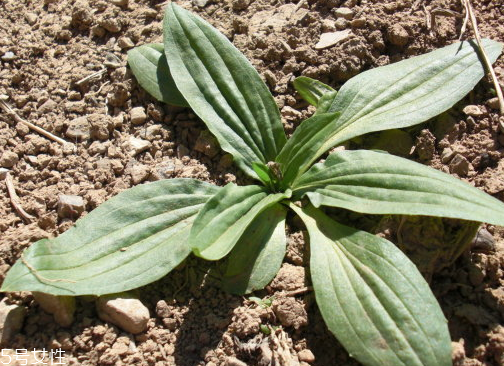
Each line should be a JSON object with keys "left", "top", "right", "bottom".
{"left": 96, "top": 294, "right": 150, "bottom": 334}
{"left": 57, "top": 194, "right": 85, "bottom": 219}
{"left": 33, "top": 292, "right": 76, "bottom": 327}
{"left": 0, "top": 168, "right": 8, "bottom": 180}
{"left": 66, "top": 116, "right": 90, "bottom": 140}
{"left": 130, "top": 164, "right": 150, "bottom": 185}
{"left": 487, "top": 97, "right": 500, "bottom": 110}
{"left": 449, "top": 154, "right": 470, "bottom": 176}
{"left": 463, "top": 105, "right": 484, "bottom": 117}
{"left": 315, "top": 29, "right": 352, "bottom": 49}
{"left": 334, "top": 7, "right": 354, "bottom": 19}
{"left": 38, "top": 99, "right": 58, "bottom": 114}
{"left": 194, "top": 130, "right": 220, "bottom": 158}
{"left": 0, "top": 299, "right": 26, "bottom": 344}
{"left": 232, "top": 0, "right": 250, "bottom": 11}
{"left": 388, "top": 24, "right": 409, "bottom": 47}
{"left": 441, "top": 147, "right": 456, "bottom": 164}
{"left": 25, "top": 12, "right": 38, "bottom": 25}
{"left": 0, "top": 151, "right": 19, "bottom": 168}
{"left": 321, "top": 19, "right": 336, "bottom": 32}
{"left": 298, "top": 349, "right": 315, "bottom": 363}
{"left": 193, "top": 0, "right": 209, "bottom": 7}
{"left": 471, "top": 227, "right": 495, "bottom": 252}
{"left": 1, "top": 52, "right": 15, "bottom": 61}
{"left": 334, "top": 18, "right": 349, "bottom": 30}
{"left": 130, "top": 107, "right": 147, "bottom": 126}
{"left": 118, "top": 37, "right": 134, "bottom": 49}
{"left": 226, "top": 357, "right": 247, "bottom": 366}
{"left": 110, "top": 0, "right": 128, "bottom": 7}
{"left": 123, "top": 136, "right": 151, "bottom": 157}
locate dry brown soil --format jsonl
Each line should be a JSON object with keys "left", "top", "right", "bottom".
{"left": 1, "top": 0, "right": 504, "bottom": 365}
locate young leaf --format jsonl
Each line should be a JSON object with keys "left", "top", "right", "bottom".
{"left": 164, "top": 3, "right": 287, "bottom": 178}
{"left": 278, "top": 39, "right": 503, "bottom": 185}
{"left": 221, "top": 204, "right": 287, "bottom": 295}
{"left": 127, "top": 43, "right": 188, "bottom": 107}
{"left": 190, "top": 183, "right": 290, "bottom": 261}
{"left": 252, "top": 162, "right": 273, "bottom": 187}
{"left": 293, "top": 76, "right": 335, "bottom": 107}
{"left": 293, "top": 149, "right": 504, "bottom": 226}
{"left": 1, "top": 179, "right": 219, "bottom": 296}
{"left": 290, "top": 203, "right": 452, "bottom": 366}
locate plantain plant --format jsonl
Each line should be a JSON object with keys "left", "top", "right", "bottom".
{"left": 3, "top": 3, "right": 504, "bottom": 366}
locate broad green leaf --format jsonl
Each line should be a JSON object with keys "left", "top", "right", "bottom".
{"left": 127, "top": 43, "right": 188, "bottom": 107}
{"left": 252, "top": 162, "right": 273, "bottom": 188}
{"left": 290, "top": 203, "right": 451, "bottom": 366}
{"left": 221, "top": 204, "right": 287, "bottom": 295}
{"left": 315, "top": 90, "right": 338, "bottom": 114}
{"left": 1, "top": 179, "right": 219, "bottom": 296}
{"left": 190, "top": 183, "right": 290, "bottom": 260}
{"left": 278, "top": 39, "right": 503, "bottom": 185}
{"left": 293, "top": 149, "right": 504, "bottom": 226}
{"left": 276, "top": 112, "right": 340, "bottom": 187}
{"left": 164, "top": 3, "right": 287, "bottom": 178}
{"left": 293, "top": 76, "right": 335, "bottom": 107}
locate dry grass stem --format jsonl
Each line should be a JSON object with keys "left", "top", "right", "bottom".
{"left": 461, "top": 0, "right": 504, "bottom": 124}
{"left": 0, "top": 97, "right": 70, "bottom": 145}
{"left": 4, "top": 172, "right": 35, "bottom": 224}
{"left": 75, "top": 68, "right": 106, "bottom": 86}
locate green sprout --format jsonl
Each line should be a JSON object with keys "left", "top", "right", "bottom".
{"left": 3, "top": 4, "right": 503, "bottom": 366}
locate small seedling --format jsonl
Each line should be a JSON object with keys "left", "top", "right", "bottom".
{"left": 3, "top": 4, "right": 503, "bottom": 366}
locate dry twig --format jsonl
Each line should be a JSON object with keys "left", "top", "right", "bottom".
{"left": 0, "top": 96, "right": 70, "bottom": 145}
{"left": 461, "top": 0, "right": 504, "bottom": 127}
{"left": 75, "top": 68, "right": 107, "bottom": 86}
{"left": 4, "top": 172, "right": 35, "bottom": 224}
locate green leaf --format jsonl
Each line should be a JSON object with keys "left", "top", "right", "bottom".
{"left": 293, "top": 149, "right": 504, "bottom": 226}
{"left": 221, "top": 204, "right": 287, "bottom": 295}
{"left": 127, "top": 43, "right": 188, "bottom": 107}
{"left": 278, "top": 39, "right": 503, "bottom": 185}
{"left": 164, "top": 3, "right": 287, "bottom": 178}
{"left": 293, "top": 76, "right": 335, "bottom": 106}
{"left": 1, "top": 179, "right": 219, "bottom": 296}
{"left": 290, "top": 203, "right": 451, "bottom": 366}
{"left": 190, "top": 183, "right": 290, "bottom": 260}
{"left": 276, "top": 112, "right": 340, "bottom": 187}
{"left": 252, "top": 162, "right": 273, "bottom": 187}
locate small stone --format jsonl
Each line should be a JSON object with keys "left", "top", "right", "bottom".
{"left": 0, "top": 299, "right": 26, "bottom": 345}
{"left": 25, "top": 12, "right": 38, "bottom": 25}
{"left": 38, "top": 98, "right": 57, "bottom": 113}
{"left": 177, "top": 145, "right": 190, "bottom": 159}
{"left": 471, "top": 228, "right": 495, "bottom": 252}
{"left": 0, "top": 151, "right": 19, "bottom": 168}
{"left": 441, "top": 147, "right": 456, "bottom": 164}
{"left": 118, "top": 37, "right": 134, "bottom": 49}
{"left": 66, "top": 116, "right": 91, "bottom": 140}
{"left": 232, "top": 0, "right": 250, "bottom": 11}
{"left": 298, "top": 349, "right": 315, "bottom": 363}
{"left": 226, "top": 357, "right": 247, "bottom": 366}
{"left": 57, "top": 194, "right": 85, "bottom": 219}
{"left": 155, "top": 300, "right": 172, "bottom": 318}
{"left": 33, "top": 292, "right": 75, "bottom": 327}
{"left": 143, "top": 125, "right": 162, "bottom": 141}
{"left": 320, "top": 19, "right": 336, "bottom": 32}
{"left": 130, "top": 164, "right": 150, "bottom": 185}
{"left": 123, "top": 136, "right": 151, "bottom": 157}
{"left": 0, "top": 168, "right": 8, "bottom": 180}
{"left": 449, "top": 154, "right": 470, "bottom": 176}
{"left": 96, "top": 293, "right": 150, "bottom": 334}
{"left": 130, "top": 107, "right": 147, "bottom": 126}
{"left": 110, "top": 0, "right": 128, "bottom": 7}
{"left": 487, "top": 97, "right": 500, "bottom": 110}
{"left": 334, "top": 18, "right": 349, "bottom": 30}
{"left": 152, "top": 161, "right": 176, "bottom": 180}
{"left": 334, "top": 7, "right": 354, "bottom": 20}
{"left": 194, "top": 130, "right": 220, "bottom": 158}
{"left": 388, "top": 24, "right": 409, "bottom": 47}
{"left": 1, "top": 52, "right": 15, "bottom": 61}
{"left": 462, "top": 105, "right": 484, "bottom": 117}
{"left": 351, "top": 18, "right": 366, "bottom": 28}
{"left": 273, "top": 297, "right": 308, "bottom": 329}
{"left": 315, "top": 30, "right": 352, "bottom": 50}
{"left": 193, "top": 0, "right": 209, "bottom": 7}
{"left": 99, "top": 17, "right": 122, "bottom": 33}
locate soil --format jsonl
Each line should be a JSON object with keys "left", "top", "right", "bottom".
{"left": 1, "top": 0, "right": 504, "bottom": 365}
